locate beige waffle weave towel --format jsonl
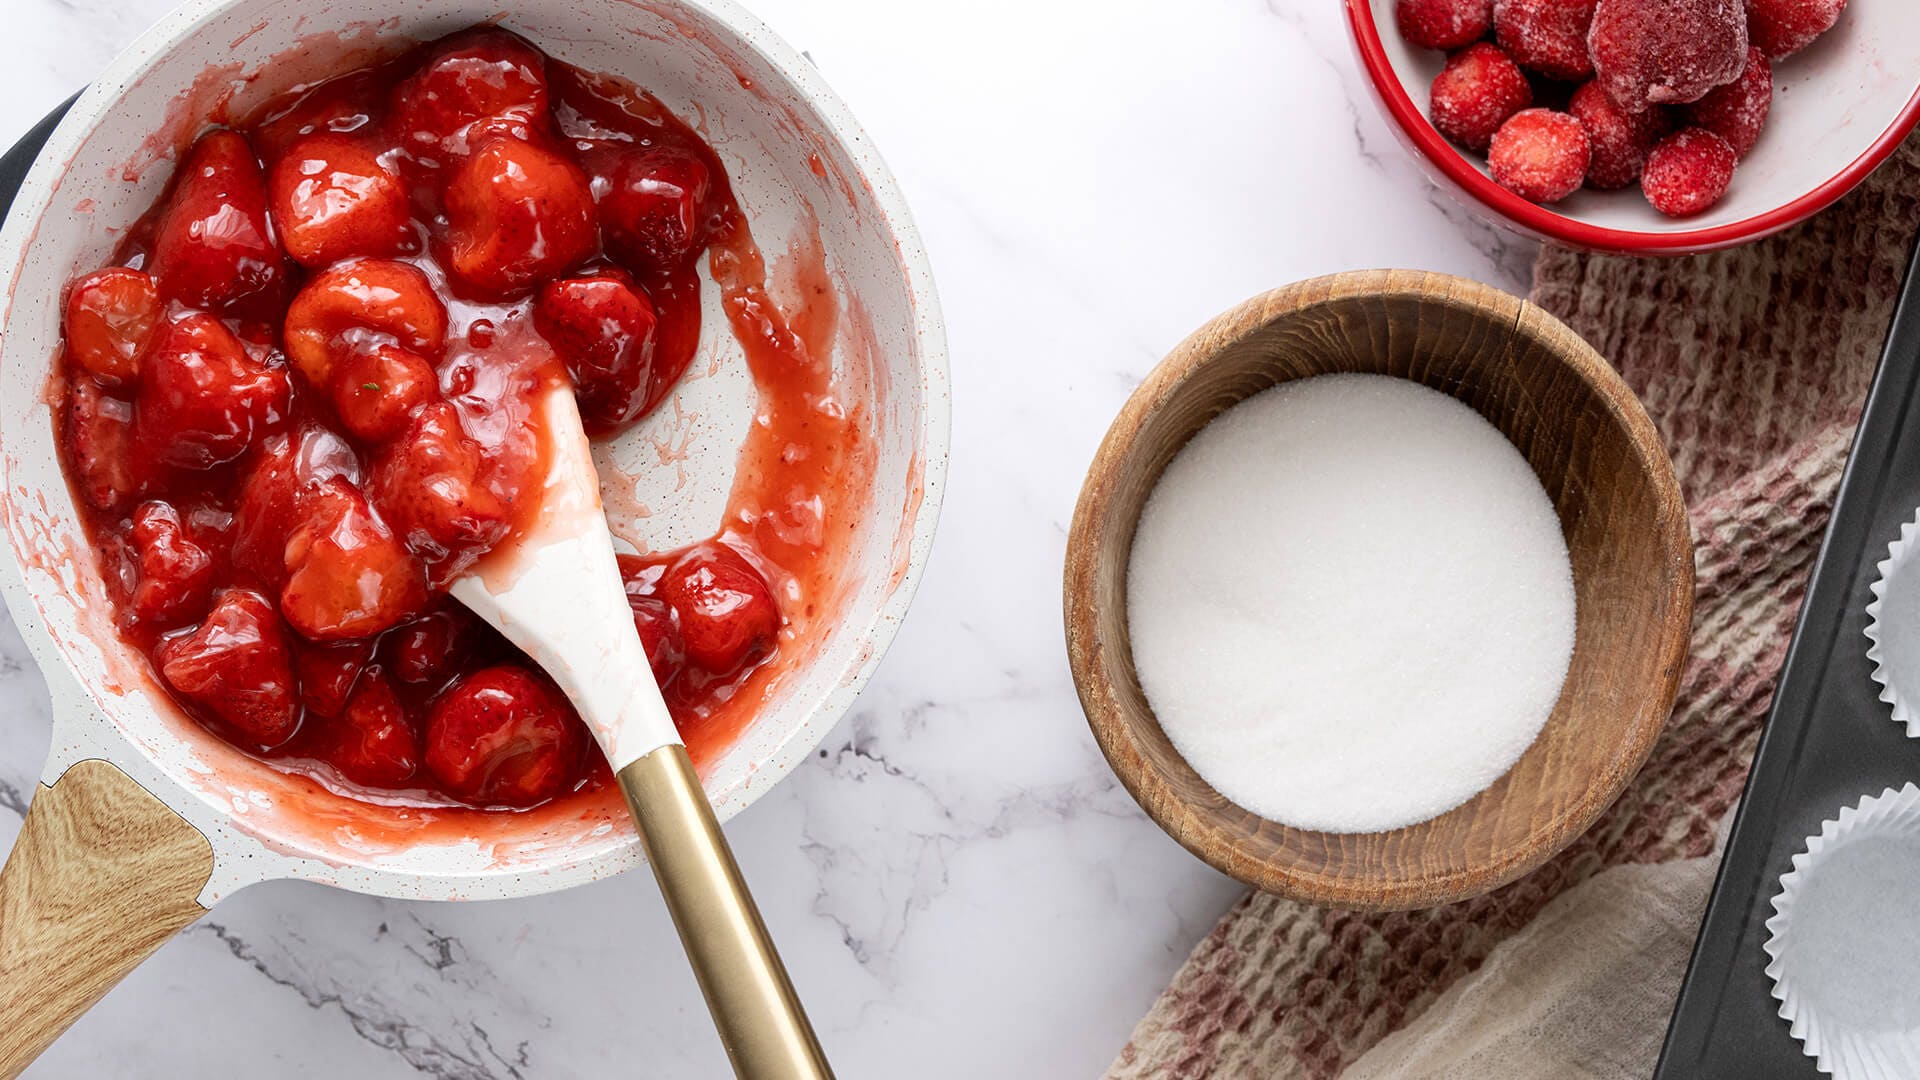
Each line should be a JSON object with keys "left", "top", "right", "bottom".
{"left": 1107, "top": 138, "right": 1920, "bottom": 1080}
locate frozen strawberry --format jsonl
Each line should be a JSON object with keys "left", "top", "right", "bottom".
{"left": 534, "top": 273, "right": 660, "bottom": 435}
{"left": 1494, "top": 0, "right": 1598, "bottom": 81}
{"left": 1684, "top": 46, "right": 1772, "bottom": 157}
{"left": 1590, "top": 0, "right": 1750, "bottom": 112}
{"left": 1642, "top": 125, "right": 1737, "bottom": 216}
{"left": 367, "top": 402, "right": 509, "bottom": 579}
{"left": 295, "top": 637, "right": 375, "bottom": 717}
{"left": 595, "top": 144, "right": 712, "bottom": 272}
{"left": 1396, "top": 0, "right": 1495, "bottom": 50}
{"left": 64, "top": 268, "right": 162, "bottom": 384}
{"left": 1745, "top": 0, "right": 1845, "bottom": 58}
{"left": 424, "top": 665, "right": 585, "bottom": 807}
{"left": 658, "top": 542, "right": 780, "bottom": 674}
{"left": 268, "top": 133, "right": 414, "bottom": 268}
{"left": 284, "top": 259, "right": 448, "bottom": 390}
{"left": 392, "top": 28, "right": 550, "bottom": 168}
{"left": 384, "top": 606, "right": 480, "bottom": 685}
{"left": 279, "top": 476, "right": 427, "bottom": 641}
{"left": 326, "top": 672, "right": 421, "bottom": 787}
{"left": 64, "top": 381, "right": 151, "bottom": 512}
{"left": 135, "top": 314, "right": 290, "bottom": 469}
{"left": 1568, "top": 79, "right": 1671, "bottom": 189}
{"left": 126, "top": 501, "right": 215, "bottom": 629}
{"left": 158, "top": 588, "right": 299, "bottom": 749}
{"left": 441, "top": 136, "right": 596, "bottom": 299}
{"left": 1429, "top": 43, "right": 1535, "bottom": 152}
{"left": 148, "top": 130, "right": 288, "bottom": 317}
{"left": 330, "top": 344, "right": 439, "bottom": 443}
{"left": 1488, "top": 108, "right": 1591, "bottom": 202}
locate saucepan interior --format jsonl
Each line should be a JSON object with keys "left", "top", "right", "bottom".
{"left": 0, "top": 0, "right": 946, "bottom": 901}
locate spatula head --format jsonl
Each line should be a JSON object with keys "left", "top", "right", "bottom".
{"left": 449, "top": 384, "right": 680, "bottom": 770}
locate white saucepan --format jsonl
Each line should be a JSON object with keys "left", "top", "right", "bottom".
{"left": 0, "top": 0, "right": 947, "bottom": 1070}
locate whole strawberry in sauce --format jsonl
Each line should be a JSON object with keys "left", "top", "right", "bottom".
{"left": 134, "top": 314, "right": 290, "bottom": 470}
{"left": 268, "top": 133, "right": 415, "bottom": 268}
{"left": 534, "top": 271, "right": 660, "bottom": 436}
{"left": 158, "top": 589, "right": 301, "bottom": 750}
{"left": 425, "top": 665, "right": 585, "bottom": 807}
{"left": 148, "top": 130, "right": 289, "bottom": 318}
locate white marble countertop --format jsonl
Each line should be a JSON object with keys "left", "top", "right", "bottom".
{"left": 0, "top": 1, "right": 1536, "bottom": 1076}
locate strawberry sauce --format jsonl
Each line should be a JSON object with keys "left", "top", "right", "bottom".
{"left": 49, "top": 28, "right": 860, "bottom": 811}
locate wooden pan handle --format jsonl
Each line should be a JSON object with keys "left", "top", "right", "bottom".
{"left": 0, "top": 759, "right": 213, "bottom": 1078}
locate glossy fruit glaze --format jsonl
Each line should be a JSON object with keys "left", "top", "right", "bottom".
{"left": 50, "top": 28, "right": 838, "bottom": 811}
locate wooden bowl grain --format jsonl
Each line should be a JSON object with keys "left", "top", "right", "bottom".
{"left": 1064, "top": 270, "right": 1693, "bottom": 911}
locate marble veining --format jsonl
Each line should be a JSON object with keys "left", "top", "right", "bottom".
{"left": 0, "top": 0, "right": 1539, "bottom": 1075}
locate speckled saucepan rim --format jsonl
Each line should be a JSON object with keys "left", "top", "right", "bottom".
{"left": 0, "top": 0, "right": 950, "bottom": 904}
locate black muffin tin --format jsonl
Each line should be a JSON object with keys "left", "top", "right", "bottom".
{"left": 1657, "top": 232, "right": 1920, "bottom": 1076}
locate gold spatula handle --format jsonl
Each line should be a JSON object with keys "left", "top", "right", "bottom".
{"left": 617, "top": 745, "right": 833, "bottom": 1080}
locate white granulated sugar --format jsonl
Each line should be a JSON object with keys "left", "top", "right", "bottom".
{"left": 1127, "top": 373, "right": 1576, "bottom": 834}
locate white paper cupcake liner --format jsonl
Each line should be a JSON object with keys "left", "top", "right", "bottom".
{"left": 1865, "top": 511, "right": 1920, "bottom": 738}
{"left": 1764, "top": 783, "right": 1920, "bottom": 1078}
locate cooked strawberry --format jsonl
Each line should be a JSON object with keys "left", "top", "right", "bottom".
{"left": 158, "top": 588, "right": 299, "bottom": 749}
{"left": 441, "top": 136, "right": 596, "bottom": 298}
{"left": 367, "top": 402, "right": 509, "bottom": 579}
{"left": 230, "top": 424, "right": 361, "bottom": 585}
{"left": 384, "top": 605, "right": 481, "bottom": 685}
{"left": 64, "top": 268, "right": 162, "bottom": 384}
{"left": 596, "top": 144, "right": 712, "bottom": 272}
{"left": 330, "top": 344, "right": 440, "bottom": 443}
{"left": 657, "top": 542, "right": 780, "bottom": 674}
{"left": 279, "top": 476, "right": 427, "bottom": 641}
{"left": 148, "top": 130, "right": 288, "bottom": 317}
{"left": 64, "top": 381, "right": 150, "bottom": 512}
{"left": 326, "top": 671, "right": 421, "bottom": 786}
{"left": 135, "top": 314, "right": 290, "bottom": 469}
{"left": 283, "top": 259, "right": 448, "bottom": 389}
{"left": 126, "top": 501, "right": 215, "bottom": 629}
{"left": 629, "top": 592, "right": 686, "bottom": 689}
{"left": 248, "top": 69, "right": 383, "bottom": 161}
{"left": 424, "top": 664, "right": 585, "bottom": 807}
{"left": 534, "top": 273, "right": 659, "bottom": 435}
{"left": 391, "top": 28, "right": 550, "bottom": 168}
{"left": 616, "top": 554, "right": 687, "bottom": 687}
{"left": 294, "top": 636, "right": 376, "bottom": 717}
{"left": 268, "top": 133, "right": 414, "bottom": 268}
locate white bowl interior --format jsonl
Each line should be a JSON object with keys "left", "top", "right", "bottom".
{"left": 0, "top": 0, "right": 944, "bottom": 901}
{"left": 1368, "top": 0, "right": 1920, "bottom": 233}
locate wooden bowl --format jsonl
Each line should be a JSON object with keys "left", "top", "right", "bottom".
{"left": 1065, "top": 270, "right": 1693, "bottom": 911}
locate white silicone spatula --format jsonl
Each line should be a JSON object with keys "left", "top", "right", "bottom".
{"left": 449, "top": 383, "right": 832, "bottom": 1080}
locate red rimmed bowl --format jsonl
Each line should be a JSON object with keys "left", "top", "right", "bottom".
{"left": 1345, "top": 0, "right": 1920, "bottom": 255}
